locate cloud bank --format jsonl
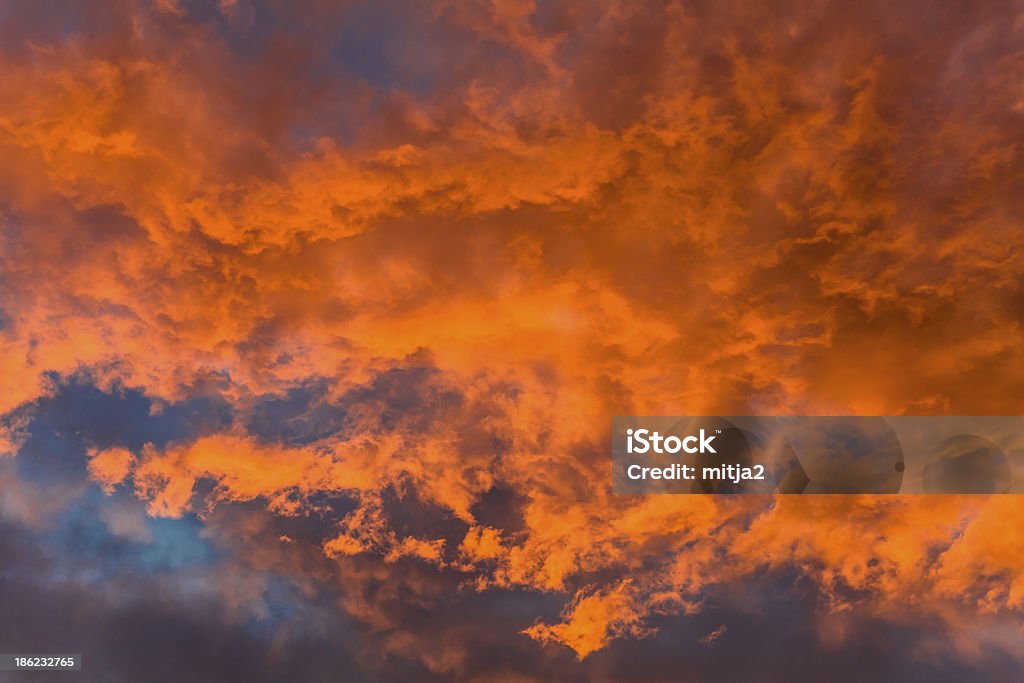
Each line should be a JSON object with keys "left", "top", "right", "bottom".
{"left": 2, "top": 0, "right": 1024, "bottom": 680}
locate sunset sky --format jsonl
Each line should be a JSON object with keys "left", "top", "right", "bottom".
{"left": 2, "top": 0, "right": 1024, "bottom": 680}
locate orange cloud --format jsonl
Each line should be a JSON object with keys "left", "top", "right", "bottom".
{"left": 2, "top": 0, "right": 1024, "bottom": 670}
{"left": 524, "top": 580, "right": 654, "bottom": 659}
{"left": 87, "top": 446, "right": 135, "bottom": 494}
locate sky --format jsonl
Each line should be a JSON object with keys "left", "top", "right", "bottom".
{"left": 1, "top": 0, "right": 1024, "bottom": 680}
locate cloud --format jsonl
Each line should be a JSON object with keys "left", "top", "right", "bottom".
{"left": 699, "top": 624, "right": 727, "bottom": 646}
{"left": 523, "top": 580, "right": 656, "bottom": 659}
{"left": 2, "top": 0, "right": 1024, "bottom": 679}
{"left": 88, "top": 447, "right": 134, "bottom": 494}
